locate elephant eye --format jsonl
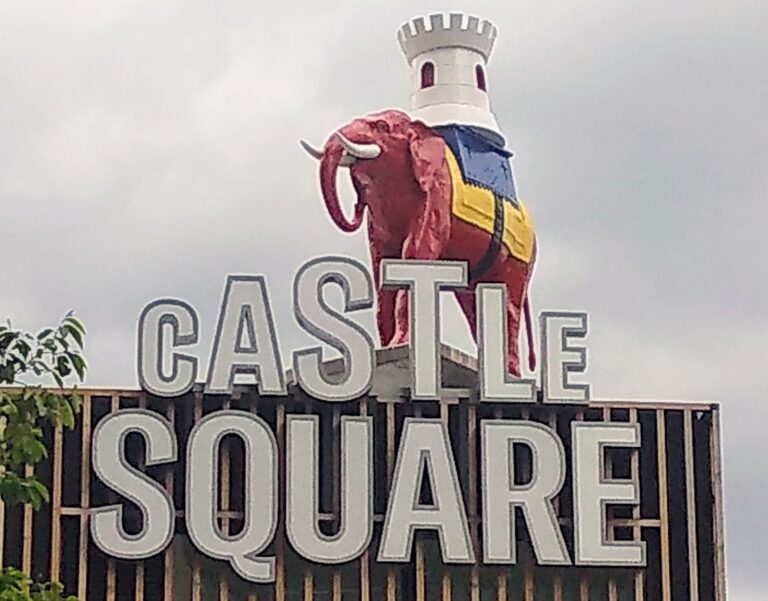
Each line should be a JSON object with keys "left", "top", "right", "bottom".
{"left": 373, "top": 121, "right": 391, "bottom": 133}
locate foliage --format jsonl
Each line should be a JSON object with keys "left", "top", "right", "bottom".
{"left": 0, "top": 568, "right": 76, "bottom": 601}
{"left": 0, "top": 314, "right": 86, "bottom": 601}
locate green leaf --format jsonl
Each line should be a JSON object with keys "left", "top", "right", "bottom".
{"left": 58, "top": 402, "right": 74, "bottom": 430}
{"left": 62, "top": 325, "right": 83, "bottom": 349}
{"left": 55, "top": 357, "right": 71, "bottom": 378}
{"left": 64, "top": 316, "right": 85, "bottom": 335}
{"left": 25, "top": 439, "right": 47, "bottom": 463}
{"left": 16, "top": 338, "right": 31, "bottom": 356}
{"left": 30, "top": 479, "right": 49, "bottom": 505}
{"left": 35, "top": 328, "right": 53, "bottom": 340}
{"left": 69, "top": 355, "right": 86, "bottom": 381}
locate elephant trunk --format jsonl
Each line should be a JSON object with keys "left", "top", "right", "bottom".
{"left": 320, "top": 140, "right": 366, "bottom": 233}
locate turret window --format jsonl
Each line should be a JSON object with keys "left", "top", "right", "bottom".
{"left": 476, "top": 65, "right": 487, "bottom": 91}
{"left": 421, "top": 62, "right": 435, "bottom": 89}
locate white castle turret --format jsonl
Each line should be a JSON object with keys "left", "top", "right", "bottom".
{"left": 398, "top": 13, "right": 503, "bottom": 141}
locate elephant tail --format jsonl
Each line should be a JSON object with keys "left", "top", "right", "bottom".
{"left": 524, "top": 296, "right": 536, "bottom": 373}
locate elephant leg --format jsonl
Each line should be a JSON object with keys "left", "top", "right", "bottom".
{"left": 368, "top": 239, "right": 399, "bottom": 347}
{"left": 387, "top": 134, "right": 452, "bottom": 346}
{"left": 505, "top": 298, "right": 523, "bottom": 377}
{"left": 371, "top": 259, "right": 397, "bottom": 347}
{"left": 377, "top": 289, "right": 398, "bottom": 347}
{"left": 389, "top": 288, "right": 410, "bottom": 346}
{"left": 391, "top": 222, "right": 451, "bottom": 346}
{"left": 455, "top": 287, "right": 478, "bottom": 344}
{"left": 482, "top": 257, "right": 531, "bottom": 378}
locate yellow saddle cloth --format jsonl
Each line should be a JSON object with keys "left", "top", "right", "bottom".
{"left": 445, "top": 148, "right": 535, "bottom": 264}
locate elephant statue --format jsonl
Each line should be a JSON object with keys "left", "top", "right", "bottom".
{"left": 302, "top": 109, "right": 536, "bottom": 377}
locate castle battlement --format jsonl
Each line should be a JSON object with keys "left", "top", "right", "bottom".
{"left": 397, "top": 13, "right": 498, "bottom": 64}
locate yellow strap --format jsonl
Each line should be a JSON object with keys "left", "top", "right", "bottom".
{"left": 445, "top": 148, "right": 535, "bottom": 264}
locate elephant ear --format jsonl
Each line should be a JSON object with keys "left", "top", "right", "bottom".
{"left": 404, "top": 129, "right": 452, "bottom": 260}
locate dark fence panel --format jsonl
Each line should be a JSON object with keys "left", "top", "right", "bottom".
{"left": 0, "top": 386, "right": 725, "bottom": 601}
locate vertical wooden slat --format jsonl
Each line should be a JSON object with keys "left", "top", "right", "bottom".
{"left": 276, "top": 404, "right": 286, "bottom": 601}
{"left": 191, "top": 549, "right": 201, "bottom": 597}
{"left": 549, "top": 410, "right": 563, "bottom": 601}
{"left": 360, "top": 553, "right": 370, "bottom": 601}
{"left": 22, "top": 463, "right": 33, "bottom": 575}
{"left": 656, "top": 410, "right": 671, "bottom": 601}
{"left": 164, "top": 401, "right": 176, "bottom": 601}
{"left": 192, "top": 392, "right": 203, "bottom": 601}
{"left": 332, "top": 407, "right": 342, "bottom": 601}
{"left": 415, "top": 543, "right": 426, "bottom": 601}
{"left": 386, "top": 565, "right": 396, "bottom": 601}
{"left": 385, "top": 401, "right": 395, "bottom": 489}
{"left": 134, "top": 395, "right": 148, "bottom": 601}
{"left": 520, "top": 408, "right": 535, "bottom": 599}
{"left": 579, "top": 576, "right": 589, "bottom": 601}
{"left": 496, "top": 573, "right": 507, "bottom": 601}
{"left": 440, "top": 400, "right": 452, "bottom": 601}
{"left": 709, "top": 408, "right": 726, "bottom": 601}
{"left": 553, "top": 573, "right": 563, "bottom": 601}
{"left": 608, "top": 581, "right": 618, "bottom": 601}
{"left": 413, "top": 403, "right": 426, "bottom": 601}
{"left": 219, "top": 397, "right": 232, "bottom": 601}
{"left": 106, "top": 394, "right": 120, "bottom": 601}
{"left": 524, "top": 560, "right": 534, "bottom": 601}
{"left": 106, "top": 563, "right": 116, "bottom": 600}
{"left": 386, "top": 401, "right": 397, "bottom": 601}
{"left": 684, "top": 410, "right": 700, "bottom": 601}
{"left": 603, "top": 408, "right": 618, "bottom": 601}
{"left": 442, "top": 572, "right": 452, "bottom": 601}
{"left": 248, "top": 394, "right": 260, "bottom": 601}
{"left": 359, "top": 399, "right": 370, "bottom": 601}
{"left": 77, "top": 392, "right": 92, "bottom": 600}
{"left": 468, "top": 402, "right": 480, "bottom": 601}
{"left": 629, "top": 408, "right": 644, "bottom": 601}
{"left": 135, "top": 562, "right": 145, "bottom": 601}
{"left": 576, "top": 409, "right": 589, "bottom": 601}
{"left": 50, "top": 422, "right": 63, "bottom": 582}
{"left": 303, "top": 570, "right": 313, "bottom": 601}
{"left": 333, "top": 572, "right": 342, "bottom": 601}
{"left": 519, "top": 407, "right": 535, "bottom": 599}
{"left": 493, "top": 405, "right": 509, "bottom": 601}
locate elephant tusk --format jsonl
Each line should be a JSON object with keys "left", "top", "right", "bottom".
{"left": 299, "top": 139, "right": 324, "bottom": 159}
{"left": 300, "top": 139, "right": 357, "bottom": 167}
{"left": 335, "top": 133, "right": 381, "bottom": 159}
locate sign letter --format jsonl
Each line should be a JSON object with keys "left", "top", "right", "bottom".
{"left": 293, "top": 257, "right": 375, "bottom": 401}
{"left": 381, "top": 260, "right": 467, "bottom": 400}
{"left": 477, "top": 285, "right": 536, "bottom": 402}
{"left": 138, "top": 300, "right": 199, "bottom": 397}
{"left": 378, "top": 419, "right": 474, "bottom": 563}
{"left": 206, "top": 276, "right": 286, "bottom": 395}
{"left": 572, "top": 422, "right": 646, "bottom": 566}
{"left": 91, "top": 410, "right": 177, "bottom": 559}
{"left": 482, "top": 421, "right": 570, "bottom": 565}
{"left": 287, "top": 415, "right": 373, "bottom": 562}
{"left": 186, "top": 411, "right": 278, "bottom": 582}
{"left": 541, "top": 312, "right": 590, "bottom": 404}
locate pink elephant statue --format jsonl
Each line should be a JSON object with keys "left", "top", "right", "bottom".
{"left": 302, "top": 109, "right": 536, "bottom": 377}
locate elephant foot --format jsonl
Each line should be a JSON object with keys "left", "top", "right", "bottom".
{"left": 387, "top": 330, "right": 410, "bottom": 347}
{"left": 507, "top": 358, "right": 521, "bottom": 379}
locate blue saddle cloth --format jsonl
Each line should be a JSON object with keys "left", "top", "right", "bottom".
{"left": 433, "top": 125, "right": 518, "bottom": 201}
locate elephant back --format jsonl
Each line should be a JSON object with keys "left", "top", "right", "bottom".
{"left": 442, "top": 142, "right": 535, "bottom": 265}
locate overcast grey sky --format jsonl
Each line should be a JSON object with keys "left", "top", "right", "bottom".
{"left": 1, "top": 0, "right": 766, "bottom": 597}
